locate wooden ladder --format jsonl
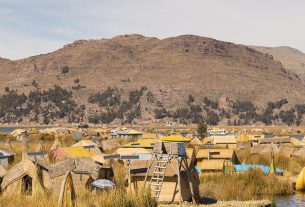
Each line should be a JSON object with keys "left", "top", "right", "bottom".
{"left": 149, "top": 154, "right": 170, "bottom": 201}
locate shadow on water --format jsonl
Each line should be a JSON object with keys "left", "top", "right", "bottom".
{"left": 274, "top": 192, "right": 305, "bottom": 207}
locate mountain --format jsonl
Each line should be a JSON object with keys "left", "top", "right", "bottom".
{"left": 1, "top": 34, "right": 305, "bottom": 125}
{"left": 250, "top": 46, "right": 305, "bottom": 82}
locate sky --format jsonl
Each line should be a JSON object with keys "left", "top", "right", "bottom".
{"left": 0, "top": 0, "right": 305, "bottom": 60}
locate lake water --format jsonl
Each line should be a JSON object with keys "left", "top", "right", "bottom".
{"left": 0, "top": 127, "right": 16, "bottom": 133}
{"left": 275, "top": 192, "right": 305, "bottom": 206}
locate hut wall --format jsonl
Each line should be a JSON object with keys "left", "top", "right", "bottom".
{"left": 131, "top": 173, "right": 198, "bottom": 203}
{"left": 51, "top": 173, "right": 92, "bottom": 196}
{"left": 2, "top": 180, "right": 22, "bottom": 196}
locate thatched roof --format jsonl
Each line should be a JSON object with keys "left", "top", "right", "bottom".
{"left": 100, "top": 139, "right": 120, "bottom": 152}
{"left": 48, "top": 158, "right": 75, "bottom": 178}
{"left": 50, "top": 137, "right": 63, "bottom": 151}
{"left": 48, "top": 157, "right": 108, "bottom": 179}
{"left": 72, "top": 140, "right": 97, "bottom": 147}
{"left": 196, "top": 148, "right": 235, "bottom": 159}
{"left": 34, "top": 142, "right": 46, "bottom": 153}
{"left": 1, "top": 159, "right": 36, "bottom": 190}
{"left": 206, "top": 136, "right": 237, "bottom": 145}
{"left": 237, "top": 141, "right": 252, "bottom": 149}
{"left": 291, "top": 148, "right": 305, "bottom": 158}
{"left": 251, "top": 144, "right": 279, "bottom": 155}
{"left": 190, "top": 138, "right": 202, "bottom": 146}
{"left": 0, "top": 165, "right": 6, "bottom": 177}
{"left": 260, "top": 138, "right": 291, "bottom": 144}
{"left": 201, "top": 159, "right": 225, "bottom": 171}
{"left": 28, "top": 156, "right": 50, "bottom": 170}
{"left": 279, "top": 146, "right": 297, "bottom": 157}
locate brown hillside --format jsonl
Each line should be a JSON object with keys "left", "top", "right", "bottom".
{"left": 250, "top": 46, "right": 305, "bottom": 82}
{"left": 1, "top": 34, "right": 305, "bottom": 124}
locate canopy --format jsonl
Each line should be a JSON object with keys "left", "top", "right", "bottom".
{"left": 91, "top": 179, "right": 116, "bottom": 189}
{"left": 160, "top": 134, "right": 191, "bottom": 142}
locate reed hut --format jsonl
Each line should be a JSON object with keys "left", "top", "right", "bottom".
{"left": 100, "top": 139, "right": 120, "bottom": 152}
{"left": 195, "top": 148, "right": 239, "bottom": 173}
{"left": 125, "top": 147, "right": 199, "bottom": 203}
{"left": 251, "top": 143, "right": 279, "bottom": 155}
{"left": 1, "top": 159, "right": 42, "bottom": 196}
{"left": 47, "top": 157, "right": 113, "bottom": 196}
{"left": 0, "top": 165, "right": 6, "bottom": 185}
{"left": 291, "top": 148, "right": 305, "bottom": 158}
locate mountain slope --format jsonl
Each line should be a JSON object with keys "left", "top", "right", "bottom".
{"left": 250, "top": 46, "right": 305, "bottom": 81}
{"left": 1, "top": 34, "right": 305, "bottom": 124}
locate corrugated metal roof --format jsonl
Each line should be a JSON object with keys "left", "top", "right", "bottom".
{"left": 0, "top": 147, "right": 15, "bottom": 157}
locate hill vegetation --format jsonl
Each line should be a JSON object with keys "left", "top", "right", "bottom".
{"left": 1, "top": 34, "right": 305, "bottom": 125}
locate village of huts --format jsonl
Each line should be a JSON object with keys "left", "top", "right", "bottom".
{"left": 1, "top": 126, "right": 305, "bottom": 206}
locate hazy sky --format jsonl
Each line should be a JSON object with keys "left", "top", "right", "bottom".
{"left": 0, "top": 0, "right": 304, "bottom": 60}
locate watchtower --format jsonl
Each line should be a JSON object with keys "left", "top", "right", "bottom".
{"left": 143, "top": 141, "right": 196, "bottom": 204}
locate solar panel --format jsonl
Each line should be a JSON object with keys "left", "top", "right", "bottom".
{"left": 103, "top": 154, "right": 120, "bottom": 160}
{"left": 209, "top": 151, "right": 220, "bottom": 156}
{"left": 27, "top": 152, "right": 46, "bottom": 157}
{"left": 120, "top": 155, "right": 140, "bottom": 160}
{"left": 83, "top": 145, "right": 96, "bottom": 149}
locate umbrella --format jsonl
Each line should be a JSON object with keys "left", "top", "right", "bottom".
{"left": 91, "top": 179, "right": 116, "bottom": 189}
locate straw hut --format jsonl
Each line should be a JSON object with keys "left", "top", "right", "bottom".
{"left": 195, "top": 148, "right": 239, "bottom": 169}
{"left": 0, "top": 147, "right": 15, "bottom": 167}
{"left": 279, "top": 146, "right": 297, "bottom": 157}
{"left": 50, "top": 136, "right": 63, "bottom": 151}
{"left": 291, "top": 148, "right": 305, "bottom": 158}
{"left": 0, "top": 165, "right": 6, "bottom": 185}
{"left": 190, "top": 138, "right": 202, "bottom": 146}
{"left": 72, "top": 140, "right": 97, "bottom": 147}
{"left": 251, "top": 143, "right": 279, "bottom": 155}
{"left": 141, "top": 133, "right": 159, "bottom": 139}
{"left": 47, "top": 157, "right": 113, "bottom": 196}
{"left": 123, "top": 139, "right": 156, "bottom": 149}
{"left": 259, "top": 137, "right": 292, "bottom": 146}
{"left": 237, "top": 141, "right": 253, "bottom": 149}
{"left": 204, "top": 135, "right": 237, "bottom": 149}
{"left": 128, "top": 148, "right": 199, "bottom": 203}
{"left": 0, "top": 159, "right": 43, "bottom": 196}
{"left": 100, "top": 139, "right": 120, "bottom": 152}
{"left": 201, "top": 159, "right": 227, "bottom": 172}
{"left": 48, "top": 146, "right": 102, "bottom": 163}
{"left": 34, "top": 142, "right": 46, "bottom": 153}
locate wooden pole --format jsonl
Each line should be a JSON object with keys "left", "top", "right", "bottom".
{"left": 182, "top": 157, "right": 196, "bottom": 203}
{"left": 127, "top": 160, "right": 132, "bottom": 191}
{"left": 177, "top": 157, "right": 182, "bottom": 206}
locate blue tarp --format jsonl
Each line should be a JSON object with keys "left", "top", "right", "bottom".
{"left": 234, "top": 164, "right": 283, "bottom": 175}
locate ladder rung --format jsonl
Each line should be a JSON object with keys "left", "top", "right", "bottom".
{"left": 155, "top": 166, "right": 167, "bottom": 169}
{"left": 151, "top": 177, "right": 163, "bottom": 181}
{"left": 153, "top": 172, "right": 165, "bottom": 175}
{"left": 151, "top": 183, "right": 162, "bottom": 186}
{"left": 152, "top": 189, "right": 161, "bottom": 192}
{"left": 157, "top": 160, "right": 168, "bottom": 163}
